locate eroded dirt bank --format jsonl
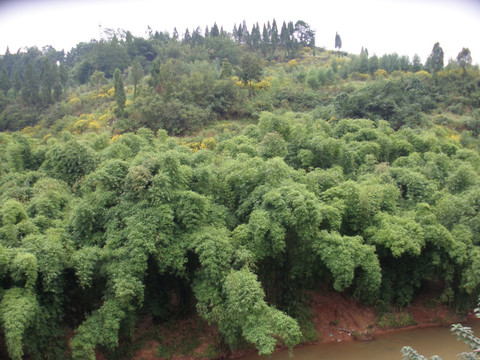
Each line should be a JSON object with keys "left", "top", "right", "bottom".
{"left": 123, "top": 291, "right": 478, "bottom": 360}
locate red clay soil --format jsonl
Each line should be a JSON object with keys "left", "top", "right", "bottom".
{"left": 307, "top": 291, "right": 467, "bottom": 344}
{"left": 0, "top": 291, "right": 472, "bottom": 360}
{"left": 109, "top": 291, "right": 477, "bottom": 360}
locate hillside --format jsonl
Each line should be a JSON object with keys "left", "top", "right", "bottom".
{"left": 0, "top": 20, "right": 480, "bottom": 360}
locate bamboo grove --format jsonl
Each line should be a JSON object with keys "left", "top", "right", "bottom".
{"left": 0, "top": 19, "right": 480, "bottom": 360}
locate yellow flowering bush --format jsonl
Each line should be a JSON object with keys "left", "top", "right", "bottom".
{"left": 110, "top": 134, "right": 122, "bottom": 143}
{"left": 414, "top": 70, "right": 433, "bottom": 82}
{"left": 234, "top": 76, "right": 272, "bottom": 91}
{"left": 182, "top": 141, "right": 202, "bottom": 152}
{"left": 253, "top": 76, "right": 272, "bottom": 90}
{"left": 20, "top": 126, "right": 35, "bottom": 136}
{"left": 98, "top": 113, "right": 110, "bottom": 124}
{"left": 73, "top": 119, "right": 89, "bottom": 134}
{"left": 217, "top": 122, "right": 238, "bottom": 134}
{"left": 285, "top": 59, "right": 299, "bottom": 71}
{"left": 391, "top": 70, "right": 406, "bottom": 78}
{"left": 374, "top": 69, "right": 387, "bottom": 79}
{"left": 68, "top": 93, "right": 81, "bottom": 106}
{"left": 200, "top": 137, "right": 217, "bottom": 150}
{"left": 448, "top": 133, "right": 460, "bottom": 142}
{"left": 351, "top": 72, "right": 369, "bottom": 81}
{"left": 88, "top": 121, "right": 100, "bottom": 132}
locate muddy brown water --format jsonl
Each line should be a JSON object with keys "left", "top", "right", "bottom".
{"left": 245, "top": 320, "right": 480, "bottom": 360}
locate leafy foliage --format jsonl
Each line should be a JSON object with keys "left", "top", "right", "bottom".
{"left": 0, "top": 288, "right": 40, "bottom": 360}
{"left": 0, "top": 20, "right": 479, "bottom": 360}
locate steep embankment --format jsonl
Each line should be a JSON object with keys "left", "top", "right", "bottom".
{"left": 128, "top": 290, "right": 476, "bottom": 360}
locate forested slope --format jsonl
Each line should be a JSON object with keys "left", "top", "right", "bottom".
{"left": 0, "top": 20, "right": 480, "bottom": 360}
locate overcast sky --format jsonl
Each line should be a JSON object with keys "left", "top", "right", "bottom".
{"left": 0, "top": 0, "right": 479, "bottom": 64}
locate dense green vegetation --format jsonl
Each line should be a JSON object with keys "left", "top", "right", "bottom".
{"left": 0, "top": 19, "right": 480, "bottom": 360}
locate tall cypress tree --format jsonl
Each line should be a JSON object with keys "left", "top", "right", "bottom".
{"left": 412, "top": 54, "right": 422, "bottom": 72}
{"left": 232, "top": 24, "right": 239, "bottom": 42}
{"left": 130, "top": 60, "right": 143, "bottom": 99}
{"left": 286, "top": 21, "right": 297, "bottom": 58}
{"left": 241, "top": 21, "right": 249, "bottom": 44}
{"left": 210, "top": 23, "right": 219, "bottom": 37}
{"left": 0, "top": 68, "right": 11, "bottom": 95}
{"left": 427, "top": 42, "right": 444, "bottom": 73}
{"left": 59, "top": 64, "right": 69, "bottom": 90}
{"left": 12, "top": 71, "right": 22, "bottom": 95}
{"left": 335, "top": 32, "right": 342, "bottom": 50}
{"left": 40, "top": 58, "right": 58, "bottom": 105}
{"left": 456, "top": 47, "right": 472, "bottom": 74}
{"left": 271, "top": 19, "right": 279, "bottom": 54}
{"left": 261, "top": 24, "right": 270, "bottom": 56}
{"left": 183, "top": 29, "right": 191, "bottom": 44}
{"left": 22, "top": 62, "right": 39, "bottom": 106}
{"left": 280, "top": 21, "right": 289, "bottom": 56}
{"left": 250, "top": 23, "right": 261, "bottom": 51}
{"left": 113, "top": 68, "right": 126, "bottom": 116}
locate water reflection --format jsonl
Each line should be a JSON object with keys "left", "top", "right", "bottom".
{"left": 245, "top": 320, "right": 480, "bottom": 360}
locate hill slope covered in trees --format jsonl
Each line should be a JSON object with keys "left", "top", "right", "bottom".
{"left": 0, "top": 20, "right": 480, "bottom": 360}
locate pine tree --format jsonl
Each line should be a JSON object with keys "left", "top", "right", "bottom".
{"left": 0, "top": 68, "right": 11, "bottom": 95}
{"left": 250, "top": 23, "right": 261, "bottom": 51}
{"left": 58, "top": 64, "right": 68, "bottom": 90}
{"left": 280, "top": 21, "right": 289, "bottom": 56}
{"left": 241, "top": 20, "right": 249, "bottom": 44}
{"left": 12, "top": 71, "right": 22, "bottom": 94}
{"left": 210, "top": 23, "right": 219, "bottom": 37}
{"left": 358, "top": 52, "right": 369, "bottom": 73}
{"left": 294, "top": 20, "right": 315, "bottom": 55}
{"left": 368, "top": 54, "right": 379, "bottom": 75}
{"left": 261, "top": 24, "right": 270, "bottom": 56}
{"left": 428, "top": 42, "right": 444, "bottom": 73}
{"left": 335, "top": 32, "right": 342, "bottom": 50}
{"left": 232, "top": 24, "right": 239, "bottom": 42}
{"left": 412, "top": 54, "right": 422, "bottom": 72}
{"left": 183, "top": 29, "right": 191, "bottom": 44}
{"left": 130, "top": 60, "right": 144, "bottom": 99}
{"left": 192, "top": 27, "right": 204, "bottom": 46}
{"left": 286, "top": 21, "right": 297, "bottom": 58}
{"left": 220, "top": 58, "right": 233, "bottom": 78}
{"left": 40, "top": 58, "right": 58, "bottom": 105}
{"left": 271, "top": 19, "right": 279, "bottom": 53}
{"left": 457, "top": 47, "right": 472, "bottom": 74}
{"left": 113, "top": 68, "right": 126, "bottom": 116}
{"left": 22, "top": 62, "right": 39, "bottom": 106}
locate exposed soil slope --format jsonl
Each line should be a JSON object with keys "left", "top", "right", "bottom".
{"left": 127, "top": 291, "right": 477, "bottom": 360}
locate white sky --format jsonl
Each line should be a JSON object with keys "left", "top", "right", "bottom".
{"left": 0, "top": 0, "right": 479, "bottom": 64}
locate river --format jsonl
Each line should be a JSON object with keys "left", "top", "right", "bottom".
{"left": 245, "top": 320, "right": 480, "bottom": 360}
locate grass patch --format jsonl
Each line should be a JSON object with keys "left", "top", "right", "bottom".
{"left": 194, "top": 344, "right": 220, "bottom": 359}
{"left": 155, "top": 318, "right": 220, "bottom": 359}
{"left": 157, "top": 335, "right": 201, "bottom": 359}
{"left": 351, "top": 328, "right": 375, "bottom": 342}
{"left": 294, "top": 304, "right": 319, "bottom": 343}
{"left": 377, "top": 312, "right": 417, "bottom": 329}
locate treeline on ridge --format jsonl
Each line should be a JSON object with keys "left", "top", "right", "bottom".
{"left": 0, "top": 19, "right": 478, "bottom": 134}
{"left": 0, "top": 18, "right": 479, "bottom": 360}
